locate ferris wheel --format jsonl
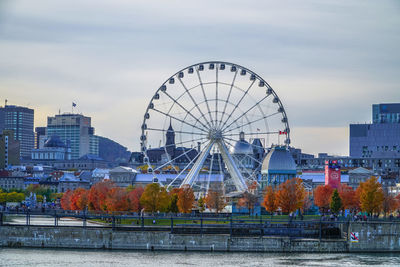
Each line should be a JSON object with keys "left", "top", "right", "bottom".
{"left": 140, "top": 61, "right": 290, "bottom": 194}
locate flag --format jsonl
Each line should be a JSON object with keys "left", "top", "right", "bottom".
{"left": 72, "top": 102, "right": 77, "bottom": 107}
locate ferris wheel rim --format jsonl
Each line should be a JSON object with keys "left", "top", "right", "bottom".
{"left": 139, "top": 61, "right": 291, "bottom": 192}
{"left": 142, "top": 61, "right": 290, "bottom": 143}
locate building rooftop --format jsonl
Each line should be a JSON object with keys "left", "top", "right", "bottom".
{"left": 261, "top": 146, "right": 297, "bottom": 173}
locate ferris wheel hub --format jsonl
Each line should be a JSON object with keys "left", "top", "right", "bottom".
{"left": 208, "top": 128, "right": 223, "bottom": 141}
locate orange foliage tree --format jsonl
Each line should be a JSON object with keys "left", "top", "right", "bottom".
{"left": 140, "top": 183, "right": 170, "bottom": 213}
{"left": 88, "top": 180, "right": 115, "bottom": 211}
{"left": 357, "top": 176, "right": 384, "bottom": 215}
{"left": 70, "top": 188, "right": 88, "bottom": 211}
{"left": 314, "top": 185, "right": 334, "bottom": 213}
{"left": 275, "top": 178, "right": 306, "bottom": 214}
{"left": 177, "top": 185, "right": 195, "bottom": 213}
{"left": 205, "top": 183, "right": 226, "bottom": 213}
{"left": 262, "top": 186, "right": 276, "bottom": 214}
{"left": 60, "top": 189, "right": 73, "bottom": 210}
{"left": 105, "top": 187, "right": 129, "bottom": 212}
{"left": 338, "top": 184, "right": 358, "bottom": 212}
{"left": 127, "top": 186, "right": 144, "bottom": 212}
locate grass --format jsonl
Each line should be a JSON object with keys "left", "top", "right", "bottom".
{"left": 90, "top": 214, "right": 322, "bottom": 226}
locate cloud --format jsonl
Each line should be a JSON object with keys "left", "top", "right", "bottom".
{"left": 0, "top": 0, "right": 399, "bottom": 155}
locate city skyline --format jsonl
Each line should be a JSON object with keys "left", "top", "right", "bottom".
{"left": 1, "top": 1, "right": 399, "bottom": 156}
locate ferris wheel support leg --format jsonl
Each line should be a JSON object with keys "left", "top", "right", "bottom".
{"left": 216, "top": 141, "right": 248, "bottom": 193}
{"left": 180, "top": 141, "right": 214, "bottom": 188}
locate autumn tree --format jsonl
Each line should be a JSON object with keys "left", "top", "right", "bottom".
{"left": 105, "top": 187, "right": 129, "bottom": 212}
{"left": 177, "top": 185, "right": 195, "bottom": 213}
{"left": 205, "top": 183, "right": 226, "bottom": 213}
{"left": 338, "top": 184, "right": 358, "bottom": 212}
{"left": 237, "top": 191, "right": 258, "bottom": 215}
{"left": 140, "top": 183, "right": 170, "bottom": 213}
{"left": 88, "top": 180, "right": 115, "bottom": 211}
{"left": 382, "top": 191, "right": 398, "bottom": 217}
{"left": 314, "top": 185, "right": 334, "bottom": 213}
{"left": 127, "top": 186, "right": 144, "bottom": 212}
{"left": 330, "top": 189, "right": 342, "bottom": 213}
{"left": 357, "top": 176, "right": 384, "bottom": 215}
{"left": 60, "top": 189, "right": 73, "bottom": 210}
{"left": 69, "top": 188, "right": 89, "bottom": 211}
{"left": 262, "top": 186, "right": 277, "bottom": 214}
{"left": 198, "top": 196, "right": 205, "bottom": 212}
{"left": 275, "top": 178, "right": 306, "bottom": 214}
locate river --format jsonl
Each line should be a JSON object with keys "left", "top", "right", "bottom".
{"left": 1, "top": 248, "right": 400, "bottom": 266}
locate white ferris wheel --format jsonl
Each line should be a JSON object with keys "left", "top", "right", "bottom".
{"left": 140, "top": 61, "right": 290, "bottom": 194}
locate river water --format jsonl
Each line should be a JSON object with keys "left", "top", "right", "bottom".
{"left": 1, "top": 248, "right": 400, "bottom": 266}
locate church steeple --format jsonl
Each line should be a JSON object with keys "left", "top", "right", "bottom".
{"left": 166, "top": 119, "right": 175, "bottom": 158}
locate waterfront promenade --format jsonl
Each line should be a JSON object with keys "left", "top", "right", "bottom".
{"left": 2, "top": 210, "right": 400, "bottom": 252}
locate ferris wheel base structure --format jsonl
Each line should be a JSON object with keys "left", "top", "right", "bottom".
{"left": 140, "top": 61, "right": 291, "bottom": 195}
{"left": 180, "top": 139, "right": 248, "bottom": 193}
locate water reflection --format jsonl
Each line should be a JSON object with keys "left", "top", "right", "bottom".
{"left": 0, "top": 248, "right": 399, "bottom": 267}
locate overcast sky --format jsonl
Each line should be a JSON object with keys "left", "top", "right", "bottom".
{"left": 0, "top": 0, "right": 399, "bottom": 156}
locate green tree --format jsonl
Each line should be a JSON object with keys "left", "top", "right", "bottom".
{"left": 198, "top": 197, "right": 205, "bottom": 213}
{"left": 140, "top": 183, "right": 170, "bottom": 213}
{"left": 330, "top": 189, "right": 342, "bottom": 213}
{"left": 0, "top": 192, "right": 7, "bottom": 203}
{"left": 168, "top": 193, "right": 179, "bottom": 214}
{"left": 36, "top": 195, "right": 44, "bottom": 203}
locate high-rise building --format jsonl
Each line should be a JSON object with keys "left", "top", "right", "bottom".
{"left": 0, "top": 130, "right": 20, "bottom": 169}
{"left": 373, "top": 103, "right": 400, "bottom": 124}
{"left": 46, "top": 113, "right": 98, "bottom": 159}
{"left": 35, "top": 126, "right": 47, "bottom": 149}
{"left": 350, "top": 103, "right": 400, "bottom": 159}
{"left": 0, "top": 105, "right": 34, "bottom": 158}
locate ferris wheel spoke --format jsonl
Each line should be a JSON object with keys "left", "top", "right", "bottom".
{"left": 146, "top": 127, "right": 206, "bottom": 136}
{"left": 223, "top": 135, "right": 266, "bottom": 154}
{"left": 177, "top": 77, "right": 213, "bottom": 128}
{"left": 161, "top": 90, "right": 209, "bottom": 131}
{"left": 219, "top": 70, "right": 238, "bottom": 129}
{"left": 162, "top": 135, "right": 207, "bottom": 150}
{"left": 223, "top": 139, "right": 263, "bottom": 179}
{"left": 152, "top": 107, "right": 207, "bottom": 133}
{"left": 219, "top": 79, "right": 256, "bottom": 130}
{"left": 153, "top": 139, "right": 209, "bottom": 172}
{"left": 195, "top": 67, "right": 215, "bottom": 128}
{"left": 224, "top": 131, "right": 279, "bottom": 137}
{"left": 167, "top": 149, "right": 203, "bottom": 188}
{"left": 215, "top": 67, "right": 219, "bottom": 129}
{"left": 223, "top": 111, "right": 281, "bottom": 135}
{"left": 221, "top": 95, "right": 269, "bottom": 133}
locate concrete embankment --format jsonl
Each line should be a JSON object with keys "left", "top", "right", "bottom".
{"left": 0, "top": 221, "right": 399, "bottom": 252}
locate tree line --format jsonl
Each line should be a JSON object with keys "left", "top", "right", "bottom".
{"left": 60, "top": 181, "right": 227, "bottom": 214}
{"left": 263, "top": 176, "right": 400, "bottom": 216}
{"left": 60, "top": 176, "right": 399, "bottom": 216}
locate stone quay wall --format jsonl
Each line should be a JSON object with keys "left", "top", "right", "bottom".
{"left": 0, "top": 226, "right": 346, "bottom": 252}
{"left": 1, "top": 221, "right": 400, "bottom": 252}
{"left": 349, "top": 221, "right": 400, "bottom": 252}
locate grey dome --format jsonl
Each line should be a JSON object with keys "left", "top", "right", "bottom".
{"left": 44, "top": 135, "right": 66, "bottom": 148}
{"left": 261, "top": 146, "right": 296, "bottom": 172}
{"left": 230, "top": 131, "right": 253, "bottom": 155}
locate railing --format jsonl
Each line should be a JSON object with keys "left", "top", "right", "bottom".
{"left": 0, "top": 210, "right": 352, "bottom": 239}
